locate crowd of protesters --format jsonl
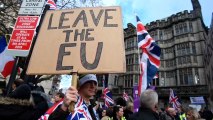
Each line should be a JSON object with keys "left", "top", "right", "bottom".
{"left": 0, "top": 74, "right": 213, "bottom": 120}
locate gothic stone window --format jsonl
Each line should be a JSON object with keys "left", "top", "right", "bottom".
{"left": 159, "top": 30, "right": 163, "bottom": 40}
{"left": 175, "top": 25, "right": 179, "bottom": 35}
{"left": 189, "top": 22, "right": 193, "bottom": 32}
{"left": 179, "top": 68, "right": 193, "bottom": 85}
{"left": 192, "top": 42, "right": 196, "bottom": 54}
{"left": 184, "top": 23, "right": 188, "bottom": 33}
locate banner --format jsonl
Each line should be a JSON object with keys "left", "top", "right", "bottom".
{"left": 27, "top": 7, "right": 126, "bottom": 75}
{"left": 133, "top": 85, "right": 140, "bottom": 112}
{"left": 190, "top": 96, "right": 205, "bottom": 104}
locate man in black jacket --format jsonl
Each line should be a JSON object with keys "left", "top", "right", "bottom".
{"left": 128, "top": 89, "right": 159, "bottom": 120}
{"left": 48, "top": 74, "right": 99, "bottom": 120}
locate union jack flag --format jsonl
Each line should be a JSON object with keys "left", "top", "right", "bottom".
{"left": 123, "top": 91, "right": 129, "bottom": 101}
{"left": 39, "top": 99, "right": 63, "bottom": 120}
{"left": 47, "top": 0, "right": 57, "bottom": 10}
{"left": 67, "top": 96, "right": 99, "bottom": 120}
{"left": 69, "top": 104, "right": 92, "bottom": 120}
{"left": 103, "top": 77, "right": 114, "bottom": 108}
{"left": 136, "top": 16, "right": 161, "bottom": 95}
{"left": 169, "top": 89, "right": 181, "bottom": 109}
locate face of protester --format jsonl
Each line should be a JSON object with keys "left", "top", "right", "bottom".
{"left": 168, "top": 108, "right": 177, "bottom": 116}
{"left": 186, "top": 111, "right": 194, "bottom": 120}
{"left": 12, "top": 83, "right": 16, "bottom": 90}
{"left": 102, "top": 110, "right": 107, "bottom": 117}
{"left": 54, "top": 95, "right": 62, "bottom": 102}
{"left": 116, "top": 107, "right": 124, "bottom": 118}
{"left": 79, "top": 81, "right": 97, "bottom": 98}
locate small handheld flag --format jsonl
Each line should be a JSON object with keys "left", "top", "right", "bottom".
{"left": 123, "top": 91, "right": 129, "bottom": 101}
{"left": 169, "top": 89, "right": 181, "bottom": 109}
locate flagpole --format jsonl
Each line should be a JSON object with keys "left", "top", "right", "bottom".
{"left": 21, "top": 5, "right": 50, "bottom": 83}
{"left": 136, "top": 15, "right": 142, "bottom": 97}
{"left": 103, "top": 74, "right": 105, "bottom": 107}
{"left": 5, "top": 57, "right": 19, "bottom": 96}
{"left": 69, "top": 72, "right": 78, "bottom": 113}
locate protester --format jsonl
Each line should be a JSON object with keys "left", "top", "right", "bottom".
{"left": 116, "top": 97, "right": 126, "bottom": 108}
{"left": 107, "top": 105, "right": 114, "bottom": 118}
{"left": 186, "top": 107, "right": 204, "bottom": 120}
{"left": 11, "top": 78, "right": 24, "bottom": 91}
{"left": 129, "top": 89, "right": 159, "bottom": 120}
{"left": 123, "top": 102, "right": 133, "bottom": 119}
{"left": 101, "top": 109, "right": 111, "bottom": 120}
{"left": 200, "top": 107, "right": 213, "bottom": 120}
{"left": 0, "top": 84, "right": 49, "bottom": 120}
{"left": 198, "top": 107, "right": 204, "bottom": 118}
{"left": 165, "top": 107, "right": 178, "bottom": 120}
{"left": 94, "top": 101, "right": 103, "bottom": 119}
{"left": 48, "top": 74, "right": 99, "bottom": 120}
{"left": 112, "top": 105, "right": 126, "bottom": 120}
{"left": 54, "top": 92, "right": 64, "bottom": 103}
{"left": 159, "top": 108, "right": 167, "bottom": 120}
{"left": 177, "top": 106, "right": 186, "bottom": 120}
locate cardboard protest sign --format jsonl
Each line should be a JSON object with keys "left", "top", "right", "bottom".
{"left": 27, "top": 6, "right": 126, "bottom": 75}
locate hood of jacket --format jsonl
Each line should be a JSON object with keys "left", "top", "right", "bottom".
{"left": 0, "top": 97, "right": 33, "bottom": 106}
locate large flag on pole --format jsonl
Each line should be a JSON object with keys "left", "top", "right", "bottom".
{"left": 136, "top": 16, "right": 161, "bottom": 95}
{"left": 169, "top": 89, "right": 181, "bottom": 109}
{"left": 0, "top": 35, "right": 16, "bottom": 78}
{"left": 103, "top": 76, "right": 114, "bottom": 108}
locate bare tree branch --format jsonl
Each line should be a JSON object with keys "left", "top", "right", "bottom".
{"left": 36, "top": 75, "right": 55, "bottom": 83}
{"left": 0, "top": 0, "right": 21, "bottom": 34}
{"left": 56, "top": 0, "right": 103, "bottom": 9}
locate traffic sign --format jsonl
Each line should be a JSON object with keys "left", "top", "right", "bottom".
{"left": 15, "top": 16, "right": 39, "bottom": 29}
{"left": 8, "top": 30, "right": 35, "bottom": 50}
{"left": 7, "top": 29, "right": 35, "bottom": 56}
{"left": 19, "top": 8, "right": 43, "bottom": 15}
{"left": 6, "top": 16, "right": 40, "bottom": 56}
{"left": 18, "top": 0, "right": 45, "bottom": 15}
{"left": 20, "top": 0, "right": 45, "bottom": 8}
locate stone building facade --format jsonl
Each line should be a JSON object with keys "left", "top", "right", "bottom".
{"left": 110, "top": 24, "right": 139, "bottom": 99}
{"left": 111, "top": 0, "right": 209, "bottom": 106}
{"left": 204, "top": 13, "right": 213, "bottom": 110}
{"left": 149, "top": 0, "right": 208, "bottom": 107}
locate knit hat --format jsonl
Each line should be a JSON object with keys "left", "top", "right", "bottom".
{"left": 9, "top": 84, "right": 31, "bottom": 100}
{"left": 79, "top": 74, "right": 97, "bottom": 87}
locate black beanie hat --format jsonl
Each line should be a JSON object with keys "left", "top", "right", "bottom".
{"left": 9, "top": 84, "right": 31, "bottom": 100}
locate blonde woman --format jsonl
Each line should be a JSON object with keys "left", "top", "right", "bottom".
{"left": 186, "top": 108, "right": 205, "bottom": 120}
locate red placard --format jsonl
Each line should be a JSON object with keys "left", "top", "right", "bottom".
{"left": 15, "top": 16, "right": 39, "bottom": 29}
{"left": 8, "top": 30, "right": 35, "bottom": 50}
